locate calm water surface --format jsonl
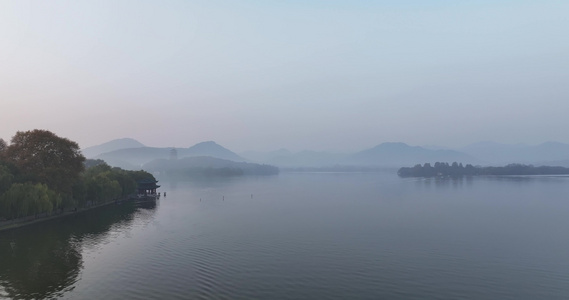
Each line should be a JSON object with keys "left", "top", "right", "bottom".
{"left": 2, "top": 172, "right": 569, "bottom": 299}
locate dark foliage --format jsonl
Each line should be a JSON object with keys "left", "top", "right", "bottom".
{"left": 84, "top": 159, "right": 107, "bottom": 168}
{"left": 0, "top": 130, "right": 156, "bottom": 221}
{"left": 4, "top": 130, "right": 85, "bottom": 195}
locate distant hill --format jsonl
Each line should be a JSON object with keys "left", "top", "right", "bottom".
{"left": 86, "top": 138, "right": 569, "bottom": 171}
{"left": 266, "top": 151, "right": 346, "bottom": 168}
{"left": 143, "top": 156, "right": 278, "bottom": 176}
{"left": 461, "top": 141, "right": 569, "bottom": 165}
{"left": 178, "top": 141, "right": 245, "bottom": 162}
{"left": 347, "top": 142, "right": 478, "bottom": 167}
{"left": 93, "top": 140, "right": 245, "bottom": 170}
{"left": 240, "top": 149, "right": 346, "bottom": 167}
{"left": 82, "top": 138, "right": 145, "bottom": 158}
{"left": 95, "top": 147, "right": 168, "bottom": 169}
{"left": 240, "top": 149, "right": 293, "bottom": 163}
{"left": 240, "top": 142, "right": 477, "bottom": 168}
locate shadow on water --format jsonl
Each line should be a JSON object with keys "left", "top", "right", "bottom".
{"left": 0, "top": 201, "right": 157, "bottom": 299}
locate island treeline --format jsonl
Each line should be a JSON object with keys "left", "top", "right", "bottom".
{"left": 0, "top": 130, "right": 156, "bottom": 221}
{"left": 397, "top": 162, "right": 569, "bottom": 177}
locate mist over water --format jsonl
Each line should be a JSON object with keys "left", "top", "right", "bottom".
{"left": 2, "top": 1, "right": 568, "bottom": 299}
{"left": 2, "top": 172, "right": 569, "bottom": 299}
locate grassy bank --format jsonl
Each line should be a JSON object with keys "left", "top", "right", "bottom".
{"left": 0, "top": 198, "right": 128, "bottom": 233}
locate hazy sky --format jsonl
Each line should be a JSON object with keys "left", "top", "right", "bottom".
{"left": 1, "top": 0, "right": 568, "bottom": 152}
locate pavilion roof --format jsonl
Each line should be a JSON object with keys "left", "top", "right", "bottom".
{"left": 137, "top": 178, "right": 160, "bottom": 189}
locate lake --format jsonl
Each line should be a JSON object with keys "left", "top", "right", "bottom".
{"left": 2, "top": 172, "right": 569, "bottom": 299}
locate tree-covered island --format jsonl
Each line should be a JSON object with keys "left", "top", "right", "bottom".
{"left": 398, "top": 162, "right": 569, "bottom": 177}
{"left": 0, "top": 129, "right": 156, "bottom": 225}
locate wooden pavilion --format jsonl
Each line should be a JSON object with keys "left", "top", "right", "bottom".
{"left": 137, "top": 178, "right": 161, "bottom": 196}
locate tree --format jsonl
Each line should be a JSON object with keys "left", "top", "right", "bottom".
{"left": 108, "top": 168, "right": 137, "bottom": 197}
{"left": 4, "top": 130, "right": 85, "bottom": 196}
{"left": 0, "top": 138, "right": 7, "bottom": 153}
{"left": 0, "top": 138, "right": 7, "bottom": 163}
{"left": 85, "top": 159, "right": 107, "bottom": 169}
{"left": 0, "top": 183, "right": 60, "bottom": 219}
{"left": 84, "top": 173, "right": 121, "bottom": 204}
{"left": 0, "top": 165, "right": 14, "bottom": 195}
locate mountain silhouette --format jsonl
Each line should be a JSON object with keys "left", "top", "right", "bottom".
{"left": 82, "top": 138, "right": 145, "bottom": 158}
{"left": 348, "top": 142, "right": 478, "bottom": 167}
{"left": 178, "top": 141, "right": 244, "bottom": 162}
{"left": 93, "top": 141, "right": 245, "bottom": 170}
{"left": 143, "top": 156, "right": 278, "bottom": 176}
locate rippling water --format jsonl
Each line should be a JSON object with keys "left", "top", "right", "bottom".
{"left": 2, "top": 172, "right": 569, "bottom": 299}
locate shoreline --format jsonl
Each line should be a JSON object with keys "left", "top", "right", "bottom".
{"left": 0, "top": 198, "right": 127, "bottom": 233}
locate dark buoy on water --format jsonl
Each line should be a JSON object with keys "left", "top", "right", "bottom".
{"left": 251, "top": 194, "right": 253, "bottom": 199}
{"left": 223, "top": 196, "right": 224, "bottom": 201}
{"left": 164, "top": 192, "right": 167, "bottom": 197}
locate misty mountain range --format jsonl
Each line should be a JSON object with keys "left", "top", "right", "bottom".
{"left": 88, "top": 140, "right": 244, "bottom": 170}
{"left": 82, "top": 138, "right": 569, "bottom": 171}
{"left": 144, "top": 156, "right": 279, "bottom": 176}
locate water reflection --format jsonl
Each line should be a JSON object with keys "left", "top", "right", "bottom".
{"left": 411, "top": 175, "right": 569, "bottom": 190}
{"left": 413, "top": 176, "right": 473, "bottom": 190}
{"left": 0, "top": 201, "right": 157, "bottom": 299}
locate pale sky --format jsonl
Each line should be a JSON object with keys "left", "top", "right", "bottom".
{"left": 1, "top": 0, "right": 568, "bottom": 152}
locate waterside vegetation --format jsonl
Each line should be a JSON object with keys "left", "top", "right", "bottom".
{"left": 0, "top": 130, "right": 156, "bottom": 226}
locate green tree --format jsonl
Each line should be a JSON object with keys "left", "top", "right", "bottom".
{"left": 108, "top": 169, "right": 137, "bottom": 197}
{"left": 84, "top": 159, "right": 107, "bottom": 169}
{"left": 84, "top": 172, "right": 121, "bottom": 205}
{"left": 0, "top": 165, "right": 14, "bottom": 195}
{"left": 1, "top": 183, "right": 32, "bottom": 219}
{"left": 128, "top": 170, "right": 156, "bottom": 182}
{"left": 0, "top": 138, "right": 7, "bottom": 154}
{"left": 0, "top": 183, "right": 60, "bottom": 219}
{"left": 71, "top": 180, "right": 87, "bottom": 207}
{"left": 82, "top": 163, "right": 143, "bottom": 201}
{"left": 4, "top": 130, "right": 85, "bottom": 196}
